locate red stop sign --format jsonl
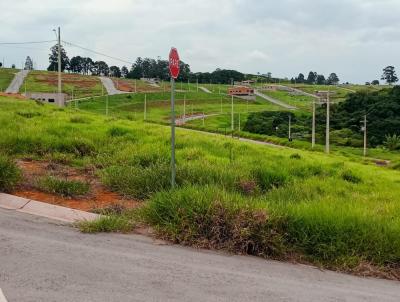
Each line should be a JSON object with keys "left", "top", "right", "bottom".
{"left": 169, "top": 47, "right": 180, "bottom": 79}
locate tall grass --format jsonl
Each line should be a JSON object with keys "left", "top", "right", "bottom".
{"left": 0, "top": 155, "right": 21, "bottom": 192}
{"left": 2, "top": 96, "right": 400, "bottom": 274}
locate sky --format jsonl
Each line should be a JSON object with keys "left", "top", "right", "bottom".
{"left": 0, "top": 0, "right": 399, "bottom": 83}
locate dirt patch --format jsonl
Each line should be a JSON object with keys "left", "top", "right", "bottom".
{"left": 35, "top": 73, "right": 99, "bottom": 89}
{"left": 0, "top": 92, "right": 27, "bottom": 99}
{"left": 14, "top": 159, "right": 140, "bottom": 212}
{"left": 111, "top": 78, "right": 162, "bottom": 93}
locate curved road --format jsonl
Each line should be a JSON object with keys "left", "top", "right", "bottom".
{"left": 0, "top": 209, "right": 399, "bottom": 302}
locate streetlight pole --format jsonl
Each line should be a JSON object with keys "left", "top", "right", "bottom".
{"left": 57, "top": 27, "right": 62, "bottom": 106}
{"left": 312, "top": 100, "right": 316, "bottom": 148}
{"left": 231, "top": 94, "right": 234, "bottom": 131}
{"left": 363, "top": 114, "right": 367, "bottom": 157}
{"left": 325, "top": 91, "right": 330, "bottom": 154}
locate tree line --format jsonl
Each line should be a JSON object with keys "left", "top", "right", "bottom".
{"left": 290, "top": 72, "right": 340, "bottom": 85}
{"left": 46, "top": 44, "right": 245, "bottom": 84}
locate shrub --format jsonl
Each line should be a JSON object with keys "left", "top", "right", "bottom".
{"left": 341, "top": 169, "right": 362, "bottom": 184}
{"left": 70, "top": 116, "right": 91, "bottom": 124}
{"left": 290, "top": 153, "right": 301, "bottom": 160}
{"left": 16, "top": 111, "right": 42, "bottom": 118}
{"left": 142, "top": 186, "right": 285, "bottom": 256}
{"left": 36, "top": 176, "right": 90, "bottom": 197}
{"left": 384, "top": 134, "right": 400, "bottom": 151}
{"left": 101, "top": 163, "right": 170, "bottom": 199}
{"left": 79, "top": 215, "right": 134, "bottom": 233}
{"left": 252, "top": 167, "right": 288, "bottom": 192}
{"left": 0, "top": 155, "right": 21, "bottom": 192}
{"left": 107, "top": 126, "right": 130, "bottom": 137}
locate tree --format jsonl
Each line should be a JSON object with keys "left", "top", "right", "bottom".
{"left": 82, "top": 57, "right": 94, "bottom": 75}
{"left": 316, "top": 74, "right": 326, "bottom": 85}
{"left": 296, "top": 73, "right": 305, "bottom": 83}
{"left": 47, "top": 44, "right": 69, "bottom": 72}
{"left": 24, "top": 56, "right": 33, "bottom": 70}
{"left": 381, "top": 66, "right": 398, "bottom": 85}
{"left": 69, "top": 56, "right": 84, "bottom": 73}
{"left": 121, "top": 66, "right": 129, "bottom": 78}
{"left": 92, "top": 61, "right": 109, "bottom": 76}
{"left": 327, "top": 73, "right": 339, "bottom": 85}
{"left": 307, "top": 71, "right": 317, "bottom": 84}
{"left": 371, "top": 80, "right": 380, "bottom": 85}
{"left": 109, "top": 66, "right": 121, "bottom": 78}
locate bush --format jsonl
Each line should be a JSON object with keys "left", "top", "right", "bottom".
{"left": 70, "top": 116, "right": 91, "bottom": 124}
{"left": 0, "top": 155, "right": 21, "bottom": 192}
{"left": 36, "top": 176, "right": 90, "bottom": 197}
{"left": 252, "top": 167, "right": 288, "bottom": 192}
{"left": 341, "top": 169, "right": 362, "bottom": 184}
{"left": 107, "top": 126, "right": 130, "bottom": 137}
{"left": 142, "top": 186, "right": 285, "bottom": 256}
{"left": 16, "top": 111, "right": 42, "bottom": 118}
{"left": 101, "top": 163, "right": 170, "bottom": 199}
{"left": 290, "top": 153, "right": 301, "bottom": 160}
{"left": 384, "top": 134, "right": 400, "bottom": 151}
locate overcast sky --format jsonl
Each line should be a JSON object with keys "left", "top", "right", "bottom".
{"left": 0, "top": 0, "right": 399, "bottom": 83}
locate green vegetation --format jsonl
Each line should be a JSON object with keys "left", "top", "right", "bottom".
{"left": 0, "top": 154, "right": 21, "bottom": 192}
{"left": 0, "top": 68, "right": 18, "bottom": 91}
{"left": 1, "top": 96, "right": 399, "bottom": 275}
{"left": 36, "top": 176, "right": 90, "bottom": 197}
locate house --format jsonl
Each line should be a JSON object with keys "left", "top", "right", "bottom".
{"left": 228, "top": 86, "right": 254, "bottom": 96}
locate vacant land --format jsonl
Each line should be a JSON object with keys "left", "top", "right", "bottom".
{"left": 1, "top": 95, "right": 400, "bottom": 279}
{"left": 0, "top": 68, "right": 18, "bottom": 91}
{"left": 21, "top": 71, "right": 104, "bottom": 98}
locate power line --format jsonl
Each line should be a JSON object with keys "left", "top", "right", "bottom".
{"left": 0, "top": 40, "right": 55, "bottom": 45}
{"left": 62, "top": 40, "right": 133, "bottom": 65}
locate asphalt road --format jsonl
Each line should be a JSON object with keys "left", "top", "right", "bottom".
{"left": 254, "top": 90, "right": 297, "bottom": 110}
{"left": 5, "top": 70, "right": 30, "bottom": 94}
{"left": 99, "top": 77, "right": 125, "bottom": 95}
{"left": 0, "top": 208, "right": 399, "bottom": 302}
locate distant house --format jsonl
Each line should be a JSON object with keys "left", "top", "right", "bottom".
{"left": 228, "top": 86, "right": 254, "bottom": 96}
{"left": 25, "top": 92, "right": 67, "bottom": 106}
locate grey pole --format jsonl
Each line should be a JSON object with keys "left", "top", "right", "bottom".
{"left": 144, "top": 94, "right": 147, "bottom": 120}
{"left": 288, "top": 114, "right": 291, "bottom": 140}
{"left": 231, "top": 95, "right": 234, "bottom": 131}
{"left": 106, "top": 95, "right": 109, "bottom": 116}
{"left": 363, "top": 114, "right": 367, "bottom": 157}
{"left": 197, "top": 78, "right": 199, "bottom": 92}
{"left": 312, "top": 100, "right": 316, "bottom": 148}
{"left": 238, "top": 112, "right": 241, "bottom": 134}
{"left": 325, "top": 91, "right": 330, "bottom": 154}
{"left": 220, "top": 96, "right": 223, "bottom": 114}
{"left": 57, "top": 27, "right": 62, "bottom": 106}
{"left": 171, "top": 77, "right": 176, "bottom": 188}
{"left": 183, "top": 94, "right": 186, "bottom": 124}
{"left": 135, "top": 80, "right": 137, "bottom": 93}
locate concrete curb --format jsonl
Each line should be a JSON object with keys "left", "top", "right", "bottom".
{"left": 0, "top": 193, "right": 100, "bottom": 223}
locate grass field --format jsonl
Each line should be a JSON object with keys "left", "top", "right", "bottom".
{"left": 0, "top": 68, "right": 18, "bottom": 91}
{"left": 1, "top": 95, "right": 400, "bottom": 278}
{"left": 21, "top": 70, "right": 104, "bottom": 98}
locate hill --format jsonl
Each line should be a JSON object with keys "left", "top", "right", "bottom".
{"left": 1, "top": 95, "right": 400, "bottom": 278}
{"left": 0, "top": 68, "right": 18, "bottom": 91}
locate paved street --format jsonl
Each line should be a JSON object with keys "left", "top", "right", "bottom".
{"left": 5, "top": 70, "right": 30, "bottom": 94}
{"left": 0, "top": 208, "right": 399, "bottom": 302}
{"left": 99, "top": 76, "right": 126, "bottom": 95}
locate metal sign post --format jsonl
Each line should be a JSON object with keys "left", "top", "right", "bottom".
{"left": 169, "top": 47, "right": 180, "bottom": 188}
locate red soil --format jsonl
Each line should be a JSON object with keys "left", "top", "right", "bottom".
{"left": 0, "top": 92, "right": 27, "bottom": 99}
{"left": 35, "top": 73, "right": 98, "bottom": 89}
{"left": 14, "top": 159, "right": 139, "bottom": 212}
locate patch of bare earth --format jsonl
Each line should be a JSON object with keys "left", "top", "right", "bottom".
{"left": 111, "top": 79, "right": 161, "bottom": 93}
{"left": 14, "top": 159, "right": 140, "bottom": 212}
{"left": 0, "top": 92, "right": 27, "bottom": 99}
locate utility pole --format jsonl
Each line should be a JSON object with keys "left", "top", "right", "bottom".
{"left": 196, "top": 78, "right": 199, "bottom": 92}
{"left": 106, "top": 95, "right": 109, "bottom": 116}
{"left": 231, "top": 94, "right": 234, "bottom": 131}
{"left": 57, "top": 27, "right": 62, "bottom": 106}
{"left": 202, "top": 111, "right": 205, "bottom": 127}
{"left": 183, "top": 94, "right": 186, "bottom": 124}
{"left": 220, "top": 96, "right": 223, "bottom": 114}
{"left": 238, "top": 112, "right": 241, "bottom": 134}
{"left": 363, "top": 114, "right": 367, "bottom": 157}
{"left": 288, "top": 114, "right": 291, "bottom": 141}
{"left": 144, "top": 94, "right": 147, "bottom": 120}
{"left": 135, "top": 80, "right": 137, "bottom": 93}
{"left": 312, "top": 100, "right": 316, "bottom": 149}
{"left": 325, "top": 91, "right": 330, "bottom": 154}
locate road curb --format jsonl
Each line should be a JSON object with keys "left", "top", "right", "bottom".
{"left": 0, "top": 193, "right": 99, "bottom": 223}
